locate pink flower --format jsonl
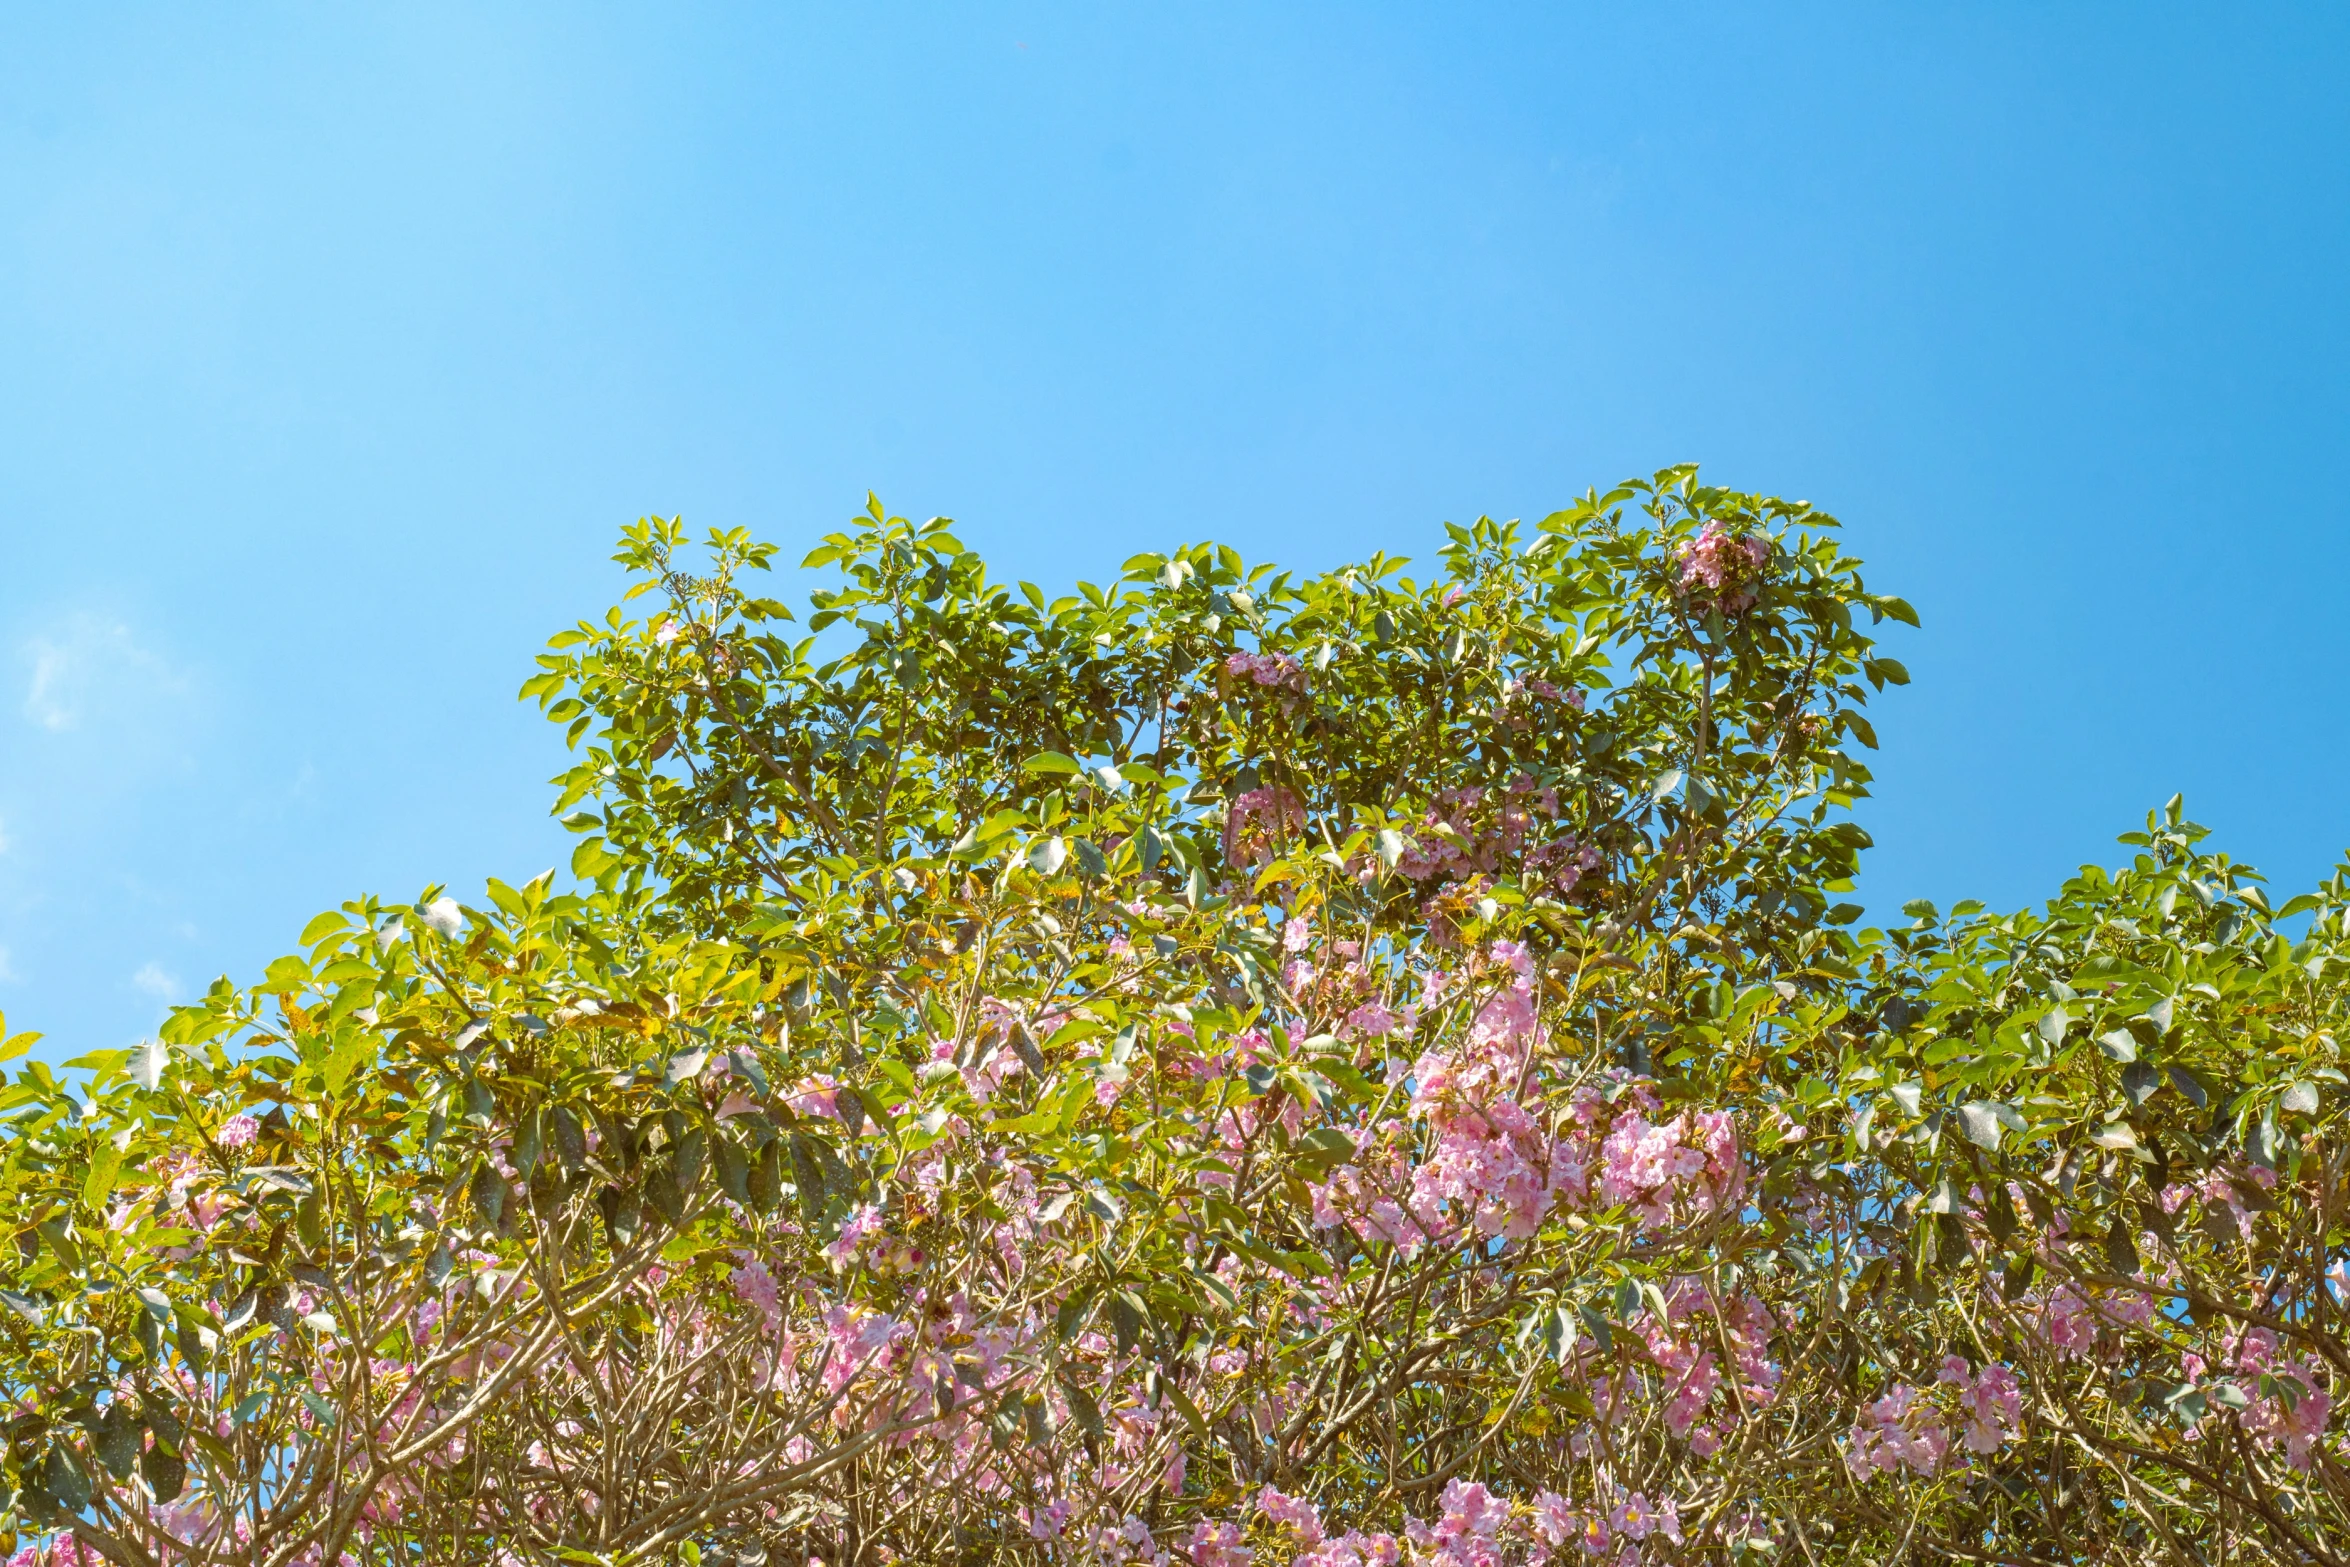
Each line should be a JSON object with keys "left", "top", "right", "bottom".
{"left": 1674, "top": 521, "right": 1769, "bottom": 612}
{"left": 1185, "top": 1520, "right": 1254, "bottom": 1567}
{"left": 1224, "top": 650, "right": 1305, "bottom": 694}
{"left": 1259, "top": 1487, "right": 1325, "bottom": 1545}
{"left": 1515, "top": 1491, "right": 1569, "bottom": 1547}
{"left": 1223, "top": 786, "right": 1308, "bottom": 870}
{"left": 729, "top": 1258, "right": 781, "bottom": 1329}
{"left": 216, "top": 1114, "right": 260, "bottom": 1149}
{"left": 1940, "top": 1356, "right": 2023, "bottom": 1452}
{"left": 825, "top": 1204, "right": 886, "bottom": 1265}
{"left": 787, "top": 1076, "right": 841, "bottom": 1122}
{"left": 1847, "top": 1382, "right": 1949, "bottom": 1476}
{"left": 2039, "top": 1286, "right": 2097, "bottom": 1359}
{"left": 1608, "top": 1495, "right": 1659, "bottom": 1542}
{"left": 1436, "top": 1478, "right": 1505, "bottom": 1540}
{"left": 1026, "top": 1500, "right": 1071, "bottom": 1540}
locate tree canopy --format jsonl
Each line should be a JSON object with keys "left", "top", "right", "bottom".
{"left": 2, "top": 468, "right": 2344, "bottom": 1567}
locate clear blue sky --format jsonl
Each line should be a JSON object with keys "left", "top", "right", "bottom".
{"left": 4, "top": 5, "right": 2346, "bottom": 1056}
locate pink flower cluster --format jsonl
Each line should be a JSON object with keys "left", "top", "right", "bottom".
{"left": 1595, "top": 1106, "right": 1742, "bottom": 1227}
{"left": 1631, "top": 1281, "right": 1781, "bottom": 1451}
{"left": 1310, "top": 945, "right": 1746, "bottom": 1262}
{"left": 1225, "top": 650, "right": 1306, "bottom": 696}
{"left": 1391, "top": 780, "right": 1602, "bottom": 901}
{"left": 2031, "top": 1279, "right": 2157, "bottom": 1360}
{"left": 1223, "top": 785, "right": 1307, "bottom": 870}
{"left": 1314, "top": 946, "right": 1572, "bottom": 1250}
{"left": 1939, "top": 1355, "right": 2024, "bottom": 1453}
{"left": 1501, "top": 675, "right": 1586, "bottom": 715}
{"left": 1675, "top": 522, "right": 1770, "bottom": 613}
{"left": 1184, "top": 1519, "right": 1253, "bottom": 1567}
{"left": 925, "top": 997, "right": 1033, "bottom": 1105}
{"left": 1848, "top": 1359, "right": 2023, "bottom": 1478}
{"left": 2159, "top": 1165, "right": 2270, "bottom": 1243}
{"left": 728, "top": 1255, "right": 782, "bottom": 1331}
{"left": 11, "top": 1539, "right": 105, "bottom": 1567}
{"left": 1249, "top": 1479, "right": 1675, "bottom": 1567}
{"left": 2198, "top": 1327, "right": 2334, "bottom": 1471}
{"left": 1846, "top": 1382, "right": 1949, "bottom": 1477}
{"left": 1084, "top": 1515, "right": 1169, "bottom": 1565}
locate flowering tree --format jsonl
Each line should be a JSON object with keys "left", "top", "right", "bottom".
{"left": 0, "top": 469, "right": 2341, "bottom": 1567}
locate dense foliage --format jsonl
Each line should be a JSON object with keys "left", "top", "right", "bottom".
{"left": 1, "top": 470, "right": 2342, "bottom": 1567}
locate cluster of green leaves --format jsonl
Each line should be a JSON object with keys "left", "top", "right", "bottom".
{"left": 1721, "top": 796, "right": 2350, "bottom": 1561}
{"left": 530, "top": 476, "right": 1906, "bottom": 1041}
{"left": 2, "top": 468, "right": 2342, "bottom": 1567}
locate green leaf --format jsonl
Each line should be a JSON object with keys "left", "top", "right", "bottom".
{"left": 1956, "top": 1102, "right": 2005, "bottom": 1151}
{"left": 129, "top": 1037, "right": 170, "bottom": 1092}
{"left": 2104, "top": 1212, "right": 2140, "bottom": 1276}
{"left": 325, "top": 1034, "right": 376, "bottom": 1095}
{"left": 1293, "top": 1126, "right": 1355, "bottom": 1177}
{"left": 298, "top": 910, "right": 351, "bottom": 947}
{"left": 82, "top": 1140, "right": 126, "bottom": 1209}
{"left": 572, "top": 836, "right": 622, "bottom": 879}
{"left": 142, "top": 1442, "right": 187, "bottom": 1503}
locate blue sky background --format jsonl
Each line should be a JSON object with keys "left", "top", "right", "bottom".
{"left": 4, "top": 4, "right": 2346, "bottom": 1056}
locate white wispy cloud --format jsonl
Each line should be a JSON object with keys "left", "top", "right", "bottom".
{"left": 21, "top": 615, "right": 188, "bottom": 733}
{"left": 25, "top": 643, "right": 72, "bottom": 730}
{"left": 0, "top": 813, "right": 10, "bottom": 855}
{"left": 0, "top": 946, "right": 17, "bottom": 985}
{"left": 132, "top": 961, "right": 181, "bottom": 1002}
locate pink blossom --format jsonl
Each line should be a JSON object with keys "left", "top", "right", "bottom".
{"left": 1530, "top": 1492, "right": 1576, "bottom": 1547}
{"left": 1940, "top": 1356, "right": 2023, "bottom": 1452}
{"left": 1675, "top": 521, "right": 1771, "bottom": 611}
{"left": 1224, "top": 650, "right": 1306, "bottom": 696}
{"left": 1258, "top": 1487, "right": 1325, "bottom": 1545}
{"left": 1224, "top": 786, "right": 1307, "bottom": 869}
{"left": 787, "top": 1076, "right": 841, "bottom": 1122}
{"left": 1436, "top": 1478, "right": 1505, "bottom": 1540}
{"left": 2225, "top": 1328, "right": 2334, "bottom": 1470}
{"left": 1185, "top": 1520, "right": 1254, "bottom": 1567}
{"left": 729, "top": 1258, "right": 782, "bottom": 1330}
{"left": 217, "top": 1113, "right": 260, "bottom": 1149}
{"left": 2038, "top": 1286, "right": 2097, "bottom": 1359}
{"left": 1609, "top": 1494, "right": 1678, "bottom": 1544}
{"left": 1847, "top": 1382, "right": 1949, "bottom": 1477}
